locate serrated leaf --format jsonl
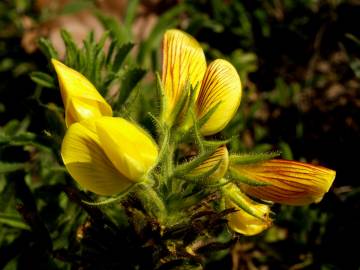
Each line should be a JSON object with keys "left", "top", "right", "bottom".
{"left": 30, "top": 72, "right": 56, "bottom": 88}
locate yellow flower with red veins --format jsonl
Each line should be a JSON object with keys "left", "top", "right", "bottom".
{"left": 161, "top": 29, "right": 242, "bottom": 135}
{"left": 229, "top": 159, "right": 336, "bottom": 205}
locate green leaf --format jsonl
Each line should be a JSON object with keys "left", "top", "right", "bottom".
{"left": 0, "top": 213, "right": 30, "bottom": 230}
{"left": 30, "top": 72, "right": 56, "bottom": 88}
{"left": 96, "top": 12, "right": 130, "bottom": 44}
{"left": 38, "top": 38, "right": 58, "bottom": 59}
{"left": 0, "top": 162, "right": 26, "bottom": 174}
{"left": 114, "top": 67, "right": 146, "bottom": 109}
{"left": 112, "top": 43, "right": 134, "bottom": 72}
{"left": 60, "top": 30, "right": 79, "bottom": 67}
{"left": 124, "top": 0, "right": 139, "bottom": 29}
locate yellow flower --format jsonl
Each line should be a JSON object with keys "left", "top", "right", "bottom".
{"left": 225, "top": 184, "right": 271, "bottom": 236}
{"left": 52, "top": 59, "right": 112, "bottom": 127}
{"left": 231, "top": 159, "right": 336, "bottom": 205}
{"left": 61, "top": 117, "right": 158, "bottom": 195}
{"left": 189, "top": 146, "right": 229, "bottom": 182}
{"left": 161, "top": 30, "right": 242, "bottom": 135}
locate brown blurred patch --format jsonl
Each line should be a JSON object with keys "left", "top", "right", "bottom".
{"left": 21, "top": 0, "right": 159, "bottom": 57}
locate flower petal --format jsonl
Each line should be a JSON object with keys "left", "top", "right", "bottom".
{"left": 95, "top": 117, "right": 158, "bottom": 181}
{"left": 52, "top": 59, "right": 112, "bottom": 126}
{"left": 161, "top": 29, "right": 206, "bottom": 124}
{"left": 233, "top": 159, "right": 336, "bottom": 205}
{"left": 61, "top": 120, "right": 133, "bottom": 195}
{"left": 196, "top": 59, "right": 242, "bottom": 135}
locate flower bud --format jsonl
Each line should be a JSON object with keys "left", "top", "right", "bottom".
{"left": 161, "top": 29, "right": 206, "bottom": 125}
{"left": 232, "top": 159, "right": 336, "bottom": 205}
{"left": 225, "top": 183, "right": 271, "bottom": 236}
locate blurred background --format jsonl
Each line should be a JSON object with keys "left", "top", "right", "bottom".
{"left": 0, "top": 0, "right": 359, "bottom": 269}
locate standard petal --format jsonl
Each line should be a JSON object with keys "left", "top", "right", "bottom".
{"left": 196, "top": 59, "right": 242, "bottom": 136}
{"left": 52, "top": 59, "right": 112, "bottom": 126}
{"left": 95, "top": 117, "right": 158, "bottom": 181}
{"left": 61, "top": 120, "right": 133, "bottom": 195}
{"left": 233, "top": 159, "right": 336, "bottom": 205}
{"left": 161, "top": 29, "right": 206, "bottom": 123}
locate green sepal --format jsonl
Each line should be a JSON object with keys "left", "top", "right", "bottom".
{"left": 156, "top": 72, "right": 167, "bottom": 120}
{"left": 202, "top": 138, "right": 232, "bottom": 149}
{"left": 170, "top": 80, "right": 191, "bottom": 127}
{"left": 222, "top": 185, "right": 266, "bottom": 221}
{"left": 229, "top": 151, "right": 281, "bottom": 165}
{"left": 155, "top": 123, "right": 171, "bottom": 167}
{"left": 173, "top": 147, "right": 217, "bottom": 177}
{"left": 227, "top": 167, "right": 270, "bottom": 187}
{"left": 135, "top": 183, "right": 166, "bottom": 223}
{"left": 181, "top": 160, "right": 222, "bottom": 183}
{"left": 197, "top": 101, "right": 221, "bottom": 128}
{"left": 81, "top": 184, "right": 137, "bottom": 207}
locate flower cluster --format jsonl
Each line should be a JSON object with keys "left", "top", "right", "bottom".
{"left": 52, "top": 29, "right": 336, "bottom": 236}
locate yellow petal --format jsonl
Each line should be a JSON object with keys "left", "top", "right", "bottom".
{"left": 95, "top": 117, "right": 158, "bottom": 181}
{"left": 161, "top": 29, "right": 206, "bottom": 124}
{"left": 233, "top": 159, "right": 336, "bottom": 205}
{"left": 189, "top": 146, "right": 229, "bottom": 182}
{"left": 196, "top": 59, "right": 242, "bottom": 135}
{"left": 225, "top": 184, "right": 271, "bottom": 236}
{"left": 52, "top": 59, "right": 112, "bottom": 126}
{"left": 61, "top": 120, "right": 133, "bottom": 195}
